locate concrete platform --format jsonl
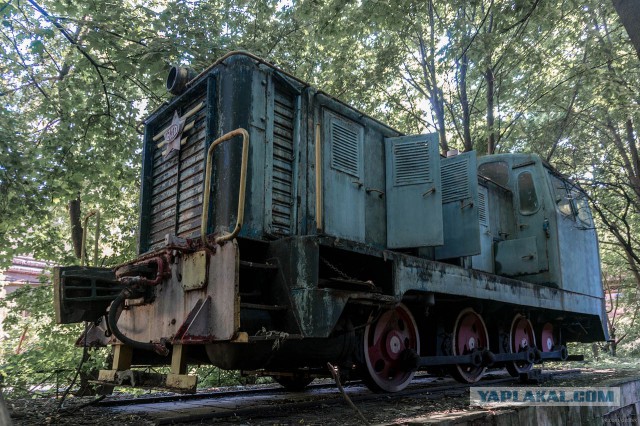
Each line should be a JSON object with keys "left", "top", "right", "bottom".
{"left": 403, "top": 368, "right": 640, "bottom": 426}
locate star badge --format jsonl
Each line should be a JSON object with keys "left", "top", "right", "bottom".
{"left": 162, "top": 111, "right": 186, "bottom": 155}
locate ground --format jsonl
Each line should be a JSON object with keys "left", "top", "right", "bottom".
{"left": 5, "top": 361, "right": 640, "bottom": 425}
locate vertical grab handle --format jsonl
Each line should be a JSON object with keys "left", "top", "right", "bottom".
{"left": 81, "top": 210, "right": 100, "bottom": 267}
{"left": 201, "top": 128, "right": 250, "bottom": 248}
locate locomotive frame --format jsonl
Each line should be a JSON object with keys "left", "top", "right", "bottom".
{"left": 54, "top": 52, "right": 608, "bottom": 393}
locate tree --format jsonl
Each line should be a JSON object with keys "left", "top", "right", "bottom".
{"left": 2, "top": 0, "right": 640, "bottom": 387}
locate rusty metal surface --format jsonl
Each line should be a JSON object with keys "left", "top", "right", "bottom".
{"left": 181, "top": 250, "right": 207, "bottom": 291}
{"left": 114, "top": 241, "right": 239, "bottom": 345}
{"left": 392, "top": 250, "right": 604, "bottom": 319}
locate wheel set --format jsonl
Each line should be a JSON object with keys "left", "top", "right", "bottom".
{"left": 362, "top": 304, "right": 420, "bottom": 392}
{"left": 269, "top": 305, "right": 560, "bottom": 393}
{"left": 355, "top": 305, "right": 557, "bottom": 392}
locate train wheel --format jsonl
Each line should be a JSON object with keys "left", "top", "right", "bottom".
{"left": 362, "top": 304, "right": 420, "bottom": 392}
{"left": 450, "top": 308, "right": 489, "bottom": 384}
{"left": 273, "top": 375, "right": 314, "bottom": 392}
{"left": 506, "top": 314, "right": 536, "bottom": 377}
{"left": 540, "top": 322, "right": 555, "bottom": 352}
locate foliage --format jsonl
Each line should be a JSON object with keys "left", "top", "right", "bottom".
{"left": 193, "top": 366, "right": 273, "bottom": 388}
{"left": 0, "top": 282, "right": 109, "bottom": 397}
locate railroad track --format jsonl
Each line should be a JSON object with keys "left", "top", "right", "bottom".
{"left": 98, "top": 369, "right": 582, "bottom": 425}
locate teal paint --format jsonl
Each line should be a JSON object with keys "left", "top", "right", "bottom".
{"left": 385, "top": 133, "right": 443, "bottom": 249}
{"left": 435, "top": 151, "right": 480, "bottom": 259}
{"left": 321, "top": 109, "right": 366, "bottom": 243}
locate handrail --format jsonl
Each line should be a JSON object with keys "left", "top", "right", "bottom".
{"left": 201, "top": 128, "right": 250, "bottom": 248}
{"left": 81, "top": 210, "right": 100, "bottom": 267}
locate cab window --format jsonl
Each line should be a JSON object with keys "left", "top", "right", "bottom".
{"left": 550, "top": 174, "right": 573, "bottom": 217}
{"left": 517, "top": 172, "right": 539, "bottom": 215}
{"left": 478, "top": 161, "right": 509, "bottom": 186}
{"left": 572, "top": 189, "right": 593, "bottom": 227}
{"left": 548, "top": 172, "right": 593, "bottom": 227}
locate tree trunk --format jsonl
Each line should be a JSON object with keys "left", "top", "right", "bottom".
{"left": 485, "top": 66, "right": 496, "bottom": 154}
{"left": 69, "top": 196, "right": 83, "bottom": 259}
{"left": 459, "top": 53, "right": 473, "bottom": 152}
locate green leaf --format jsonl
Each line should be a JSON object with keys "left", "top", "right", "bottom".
{"left": 29, "top": 39, "right": 45, "bottom": 54}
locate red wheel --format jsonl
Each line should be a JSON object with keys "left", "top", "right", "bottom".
{"left": 450, "top": 308, "right": 489, "bottom": 383}
{"left": 506, "top": 314, "right": 536, "bottom": 377}
{"left": 363, "top": 304, "right": 420, "bottom": 392}
{"left": 541, "top": 322, "right": 555, "bottom": 352}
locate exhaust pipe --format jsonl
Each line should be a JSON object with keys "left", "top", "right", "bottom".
{"left": 166, "top": 66, "right": 196, "bottom": 96}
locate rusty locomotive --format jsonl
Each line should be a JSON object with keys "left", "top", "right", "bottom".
{"left": 54, "top": 52, "right": 608, "bottom": 393}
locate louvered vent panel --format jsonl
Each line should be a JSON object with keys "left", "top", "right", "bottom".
{"left": 478, "top": 190, "right": 488, "bottom": 226}
{"left": 271, "top": 88, "right": 295, "bottom": 235}
{"left": 176, "top": 92, "right": 208, "bottom": 241}
{"left": 441, "top": 157, "right": 470, "bottom": 204}
{"left": 393, "top": 143, "right": 431, "bottom": 186}
{"left": 331, "top": 121, "right": 360, "bottom": 177}
{"left": 148, "top": 88, "right": 207, "bottom": 251}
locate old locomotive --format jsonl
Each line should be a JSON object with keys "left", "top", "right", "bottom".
{"left": 54, "top": 53, "right": 608, "bottom": 393}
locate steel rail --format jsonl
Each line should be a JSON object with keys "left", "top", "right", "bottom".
{"left": 151, "top": 370, "right": 583, "bottom": 425}
{"left": 97, "top": 369, "right": 582, "bottom": 423}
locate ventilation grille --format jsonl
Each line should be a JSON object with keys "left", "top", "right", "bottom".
{"left": 148, "top": 88, "right": 207, "bottom": 251}
{"left": 271, "top": 88, "right": 296, "bottom": 235}
{"left": 478, "top": 189, "right": 488, "bottom": 226}
{"left": 393, "top": 142, "right": 431, "bottom": 186}
{"left": 330, "top": 120, "right": 360, "bottom": 177}
{"left": 441, "top": 157, "right": 470, "bottom": 204}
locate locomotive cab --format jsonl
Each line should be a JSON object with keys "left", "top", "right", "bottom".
{"left": 475, "top": 154, "right": 602, "bottom": 298}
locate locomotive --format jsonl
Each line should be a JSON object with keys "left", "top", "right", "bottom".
{"left": 54, "top": 52, "right": 608, "bottom": 393}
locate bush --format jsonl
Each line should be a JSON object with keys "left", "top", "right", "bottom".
{"left": 0, "top": 284, "right": 108, "bottom": 398}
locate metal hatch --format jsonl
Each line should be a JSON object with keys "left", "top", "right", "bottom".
{"left": 321, "top": 110, "right": 365, "bottom": 242}
{"left": 435, "top": 151, "right": 480, "bottom": 259}
{"left": 385, "top": 134, "right": 443, "bottom": 249}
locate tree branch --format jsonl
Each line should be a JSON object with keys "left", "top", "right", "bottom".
{"left": 26, "top": 0, "right": 113, "bottom": 117}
